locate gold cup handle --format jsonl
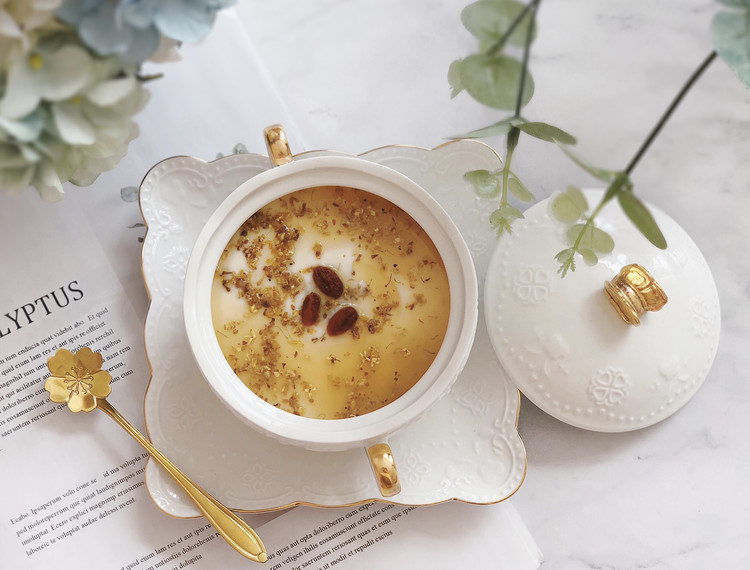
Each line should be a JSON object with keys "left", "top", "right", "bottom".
{"left": 367, "top": 443, "right": 401, "bottom": 497}
{"left": 263, "top": 124, "right": 293, "bottom": 167}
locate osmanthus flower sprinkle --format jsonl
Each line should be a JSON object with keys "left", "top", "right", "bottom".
{"left": 45, "top": 346, "right": 112, "bottom": 413}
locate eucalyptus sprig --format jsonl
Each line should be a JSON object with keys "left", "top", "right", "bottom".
{"left": 552, "top": 52, "right": 719, "bottom": 275}
{"left": 450, "top": 0, "right": 750, "bottom": 274}
{"left": 449, "top": 0, "right": 578, "bottom": 236}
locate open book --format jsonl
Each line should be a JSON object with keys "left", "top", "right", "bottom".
{"left": 0, "top": 140, "right": 541, "bottom": 570}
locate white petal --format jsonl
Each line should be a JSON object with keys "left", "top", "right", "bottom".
{"left": 0, "top": 10, "right": 23, "bottom": 40}
{"left": 148, "top": 36, "right": 182, "bottom": 63}
{"left": 70, "top": 123, "right": 137, "bottom": 185}
{"left": 86, "top": 76, "right": 136, "bottom": 106}
{"left": 19, "top": 143, "right": 42, "bottom": 162}
{"left": 78, "top": 3, "right": 133, "bottom": 57}
{"left": 34, "top": 161, "right": 65, "bottom": 202}
{"left": 32, "top": 0, "right": 63, "bottom": 11}
{"left": 52, "top": 101, "right": 96, "bottom": 145}
{"left": 19, "top": 0, "right": 61, "bottom": 30}
{"left": 0, "top": 57, "right": 42, "bottom": 119}
{"left": 0, "top": 113, "right": 43, "bottom": 142}
{"left": 0, "top": 165, "right": 34, "bottom": 194}
{"left": 79, "top": 120, "right": 130, "bottom": 157}
{"left": 120, "top": 0, "right": 155, "bottom": 28}
{"left": 41, "top": 46, "right": 91, "bottom": 101}
{"left": 82, "top": 83, "right": 148, "bottom": 128}
{"left": 0, "top": 144, "right": 29, "bottom": 167}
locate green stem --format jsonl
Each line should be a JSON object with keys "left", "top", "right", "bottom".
{"left": 566, "top": 52, "right": 717, "bottom": 268}
{"left": 514, "top": 0, "right": 539, "bottom": 116}
{"left": 624, "top": 51, "right": 717, "bottom": 175}
{"left": 137, "top": 72, "right": 165, "bottom": 83}
{"left": 487, "top": 0, "right": 540, "bottom": 57}
{"left": 570, "top": 173, "right": 626, "bottom": 252}
{"left": 502, "top": 127, "right": 520, "bottom": 205}
{"left": 499, "top": 0, "right": 538, "bottom": 210}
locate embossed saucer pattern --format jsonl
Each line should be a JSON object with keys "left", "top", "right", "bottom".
{"left": 139, "top": 141, "right": 527, "bottom": 517}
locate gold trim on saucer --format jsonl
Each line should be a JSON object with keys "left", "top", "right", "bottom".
{"left": 138, "top": 138, "right": 527, "bottom": 517}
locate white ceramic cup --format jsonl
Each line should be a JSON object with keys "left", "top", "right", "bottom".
{"left": 183, "top": 153, "right": 477, "bottom": 492}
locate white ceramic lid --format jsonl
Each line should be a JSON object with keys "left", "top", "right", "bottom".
{"left": 484, "top": 190, "right": 720, "bottom": 432}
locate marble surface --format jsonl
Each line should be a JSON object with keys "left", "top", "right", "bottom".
{"left": 10, "top": 1, "right": 749, "bottom": 567}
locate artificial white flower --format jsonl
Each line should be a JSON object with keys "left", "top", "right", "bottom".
{"left": 149, "top": 35, "right": 182, "bottom": 63}
{"left": 50, "top": 57, "right": 150, "bottom": 194}
{"left": 1, "top": 44, "right": 92, "bottom": 119}
{"left": 69, "top": 122, "right": 140, "bottom": 186}
{"left": 0, "top": 0, "right": 62, "bottom": 59}
{"left": 0, "top": 49, "right": 148, "bottom": 201}
{"left": 52, "top": 73, "right": 139, "bottom": 145}
{"left": 0, "top": 0, "right": 233, "bottom": 200}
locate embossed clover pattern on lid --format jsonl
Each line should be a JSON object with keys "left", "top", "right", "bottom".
{"left": 484, "top": 190, "right": 721, "bottom": 432}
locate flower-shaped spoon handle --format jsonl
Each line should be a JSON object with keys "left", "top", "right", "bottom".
{"left": 45, "top": 347, "right": 267, "bottom": 563}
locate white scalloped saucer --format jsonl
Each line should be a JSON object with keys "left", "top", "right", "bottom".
{"left": 139, "top": 141, "right": 527, "bottom": 518}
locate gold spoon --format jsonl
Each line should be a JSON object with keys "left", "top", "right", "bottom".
{"left": 45, "top": 346, "right": 267, "bottom": 563}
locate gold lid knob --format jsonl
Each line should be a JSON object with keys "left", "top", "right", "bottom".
{"left": 604, "top": 264, "right": 667, "bottom": 326}
{"left": 263, "top": 124, "right": 293, "bottom": 166}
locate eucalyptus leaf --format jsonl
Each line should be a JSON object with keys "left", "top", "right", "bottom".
{"left": 459, "top": 54, "right": 534, "bottom": 110}
{"left": 711, "top": 10, "right": 750, "bottom": 88}
{"left": 498, "top": 203, "right": 524, "bottom": 220}
{"left": 716, "top": 0, "right": 749, "bottom": 8}
{"left": 602, "top": 171, "right": 633, "bottom": 203}
{"left": 461, "top": 0, "right": 536, "bottom": 48}
{"left": 515, "top": 121, "right": 577, "bottom": 144}
{"left": 490, "top": 203, "right": 524, "bottom": 235}
{"left": 565, "top": 224, "right": 585, "bottom": 245}
{"left": 464, "top": 169, "right": 501, "bottom": 198}
{"left": 590, "top": 228, "right": 614, "bottom": 254}
{"left": 555, "top": 248, "right": 576, "bottom": 276}
{"left": 555, "top": 248, "right": 574, "bottom": 264}
{"left": 550, "top": 192, "right": 583, "bottom": 223}
{"left": 489, "top": 209, "right": 511, "bottom": 234}
{"left": 451, "top": 116, "right": 515, "bottom": 139}
{"left": 564, "top": 186, "right": 588, "bottom": 213}
{"left": 556, "top": 142, "right": 619, "bottom": 182}
{"left": 448, "top": 59, "right": 465, "bottom": 98}
{"left": 508, "top": 176, "right": 534, "bottom": 202}
{"left": 566, "top": 224, "right": 614, "bottom": 254}
{"left": 617, "top": 192, "right": 667, "bottom": 249}
{"left": 579, "top": 248, "right": 598, "bottom": 266}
